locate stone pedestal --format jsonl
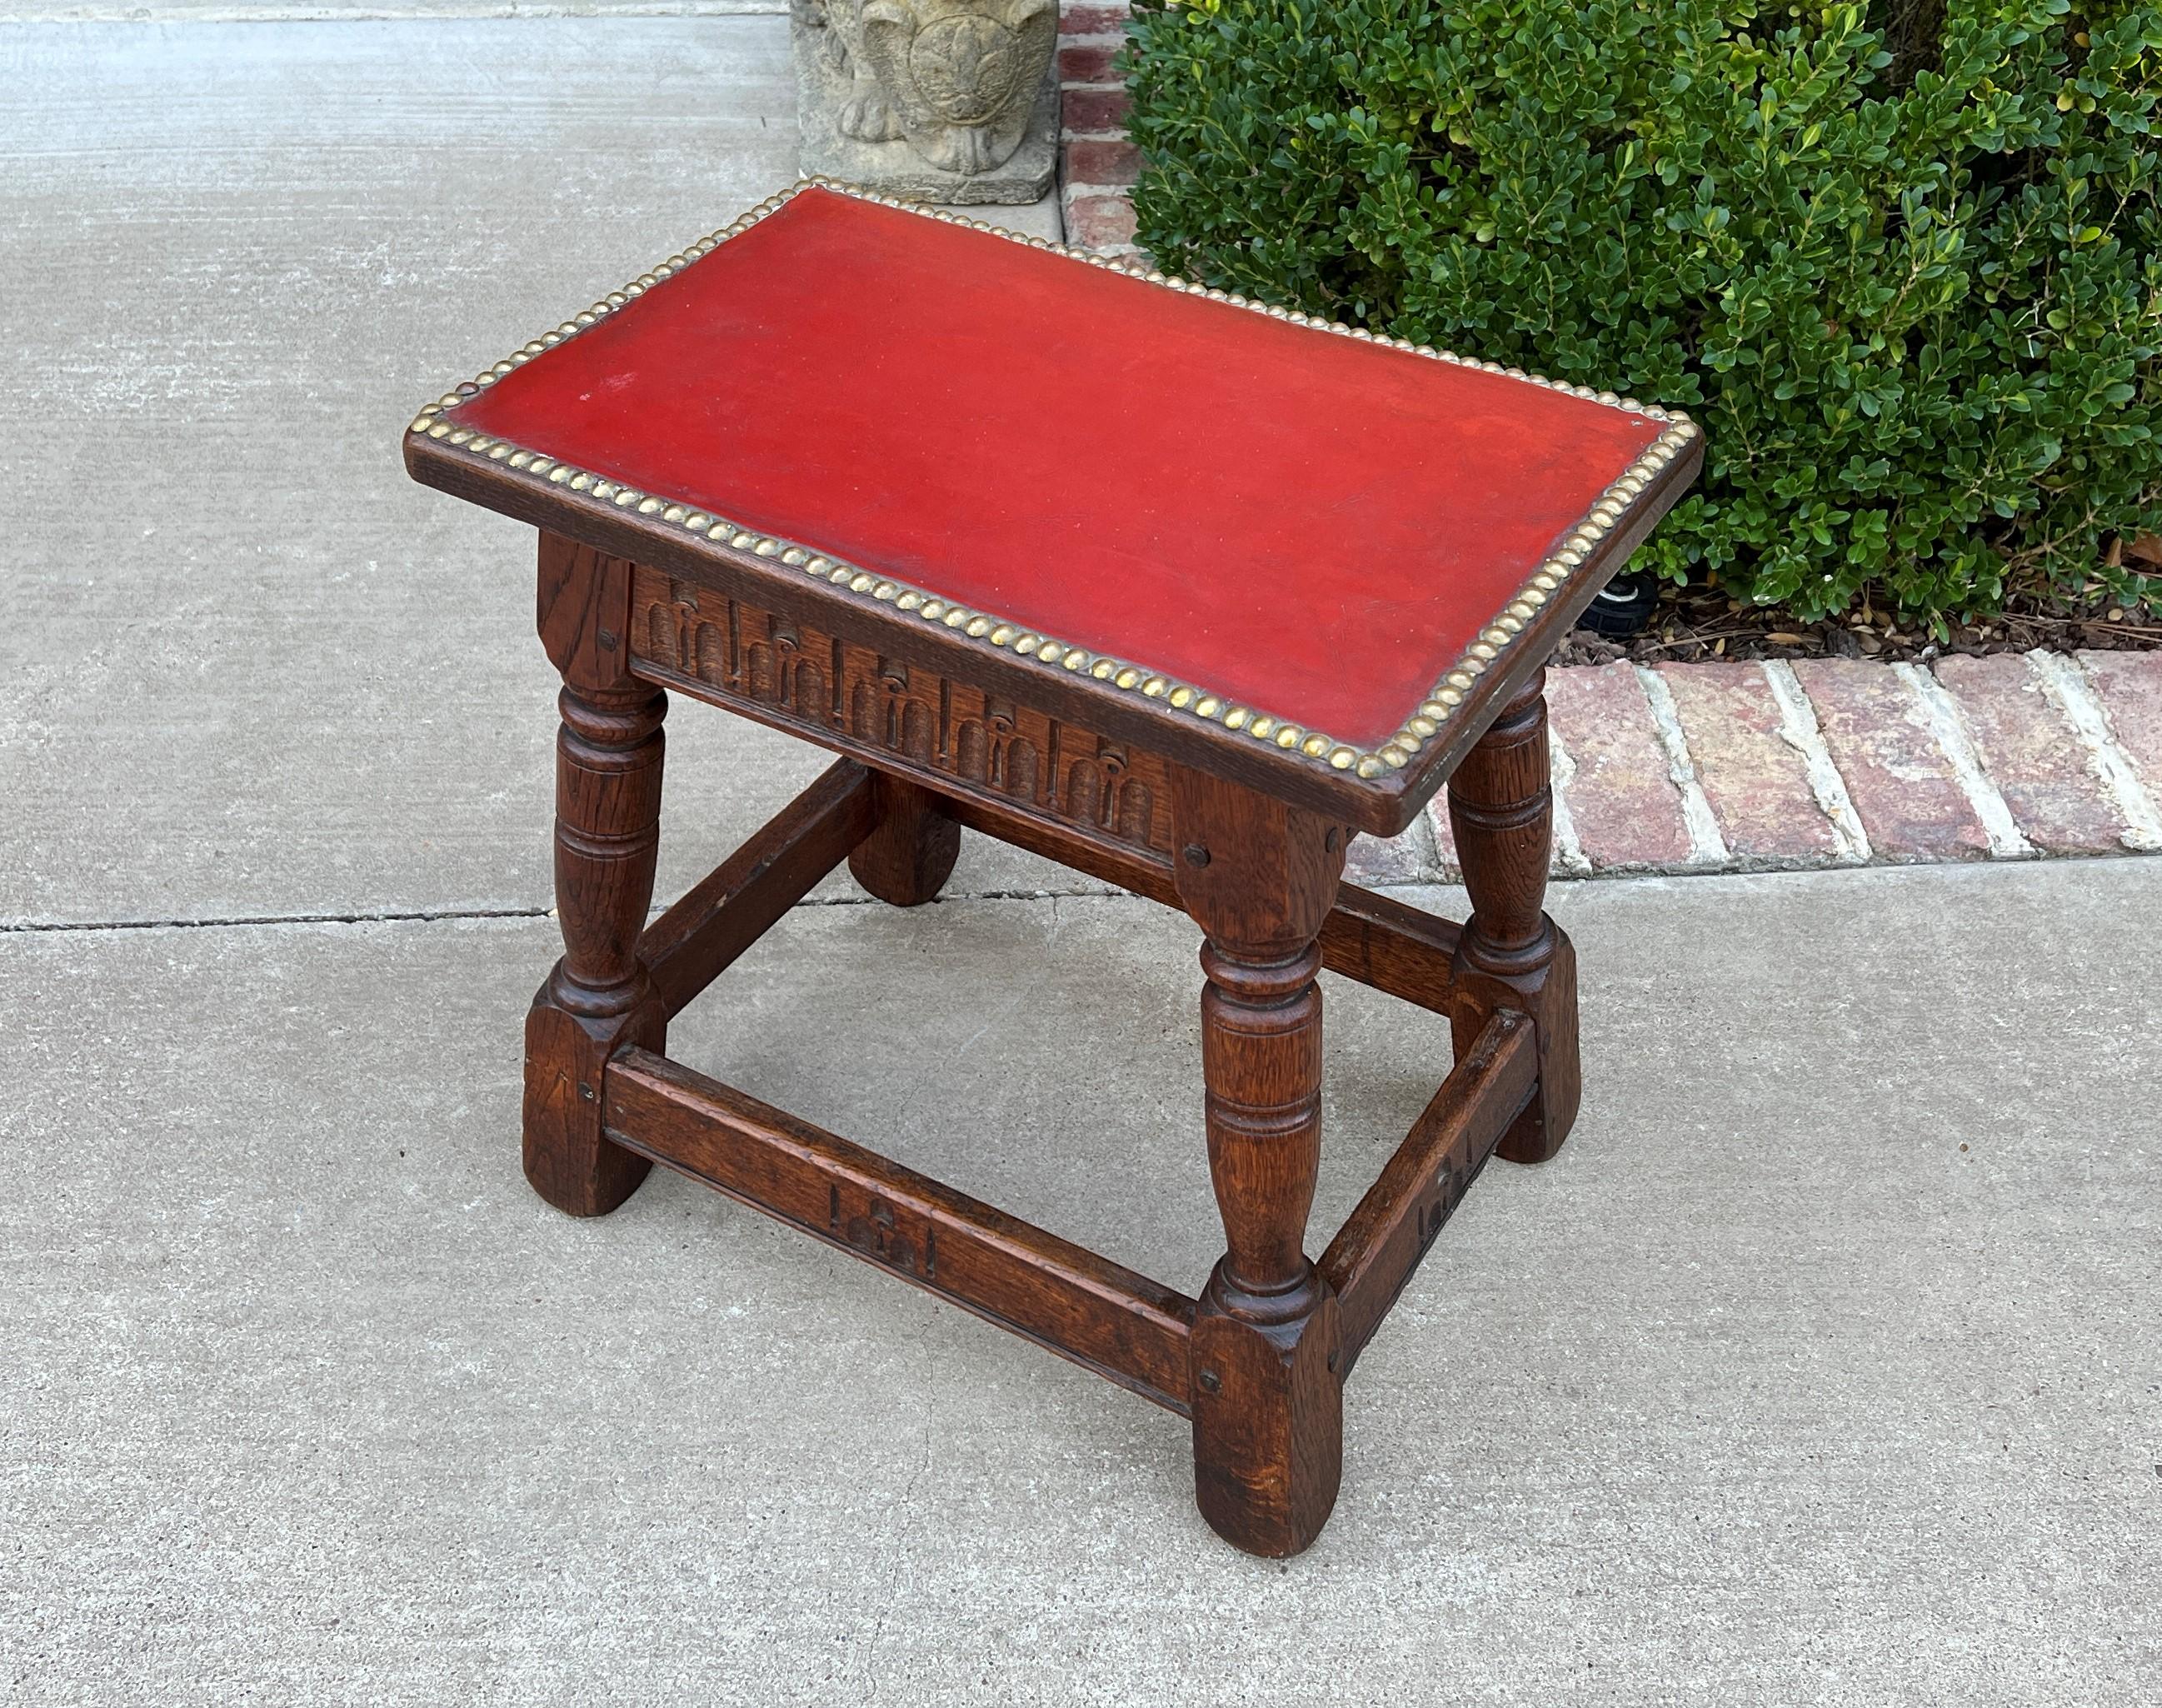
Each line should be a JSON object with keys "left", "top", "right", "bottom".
{"left": 793, "top": 0, "right": 1059, "bottom": 205}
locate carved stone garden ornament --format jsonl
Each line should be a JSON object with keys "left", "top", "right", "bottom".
{"left": 793, "top": 0, "right": 1058, "bottom": 203}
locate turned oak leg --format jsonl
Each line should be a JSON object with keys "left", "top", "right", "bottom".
{"left": 525, "top": 534, "right": 668, "bottom": 1216}
{"left": 849, "top": 773, "right": 961, "bottom": 906}
{"left": 1171, "top": 767, "right": 1347, "bottom": 1556}
{"left": 1447, "top": 667, "right": 1580, "bottom": 1165}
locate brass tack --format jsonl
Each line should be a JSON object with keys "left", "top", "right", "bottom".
{"left": 1062, "top": 649, "right": 1087, "bottom": 671}
{"left": 898, "top": 592, "right": 925, "bottom": 612}
{"left": 1115, "top": 667, "right": 1140, "bottom": 688}
{"left": 945, "top": 607, "right": 971, "bottom": 628}
{"left": 754, "top": 538, "right": 782, "bottom": 557}
{"left": 1483, "top": 626, "right": 1510, "bottom": 645}
{"left": 989, "top": 623, "right": 1015, "bottom": 644}
{"left": 530, "top": 458, "right": 555, "bottom": 475}
{"left": 921, "top": 599, "right": 947, "bottom": 620}
{"left": 1438, "top": 686, "right": 1463, "bottom": 707}
{"left": 408, "top": 418, "right": 434, "bottom": 435}
{"left": 1301, "top": 734, "right": 1331, "bottom": 757}
{"left": 427, "top": 422, "right": 452, "bottom": 439}
{"left": 876, "top": 582, "right": 901, "bottom": 602}
{"left": 851, "top": 572, "right": 875, "bottom": 592}
{"left": 1402, "top": 714, "right": 1434, "bottom": 738}
{"left": 1250, "top": 716, "right": 1276, "bottom": 739}
{"left": 1357, "top": 756, "right": 1386, "bottom": 779}
{"left": 1223, "top": 707, "right": 1247, "bottom": 729}
{"left": 487, "top": 443, "right": 512, "bottom": 460}
{"left": 969, "top": 617, "right": 993, "bottom": 638}
{"left": 1379, "top": 745, "right": 1411, "bottom": 768}
{"left": 1498, "top": 614, "right": 1523, "bottom": 634}
{"left": 1196, "top": 695, "right": 1222, "bottom": 718}
{"left": 1470, "top": 642, "right": 1499, "bottom": 662}
{"left": 547, "top": 466, "right": 572, "bottom": 483}
{"left": 660, "top": 503, "right": 684, "bottom": 521}
{"left": 637, "top": 497, "right": 662, "bottom": 514}
{"left": 1169, "top": 686, "right": 1194, "bottom": 709}
{"left": 447, "top": 428, "right": 472, "bottom": 446}
{"left": 728, "top": 531, "right": 756, "bottom": 547}
{"left": 1011, "top": 632, "right": 1037, "bottom": 652}
{"left": 1141, "top": 676, "right": 1168, "bottom": 697}
{"left": 1276, "top": 727, "right": 1303, "bottom": 749}
{"left": 1464, "top": 656, "right": 1489, "bottom": 676}
{"left": 1446, "top": 669, "right": 1475, "bottom": 689}
{"left": 570, "top": 473, "right": 594, "bottom": 492}
{"left": 1329, "top": 747, "right": 1356, "bottom": 771}
{"left": 707, "top": 521, "right": 729, "bottom": 537}
{"left": 803, "top": 554, "right": 830, "bottom": 573}
{"left": 781, "top": 547, "right": 808, "bottom": 565}
{"left": 829, "top": 566, "right": 852, "bottom": 584}
{"left": 1597, "top": 390, "right": 1621, "bottom": 405}
{"left": 1091, "top": 659, "right": 1116, "bottom": 678}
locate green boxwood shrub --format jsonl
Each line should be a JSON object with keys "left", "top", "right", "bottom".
{"left": 1126, "top": 0, "right": 2162, "bottom": 627}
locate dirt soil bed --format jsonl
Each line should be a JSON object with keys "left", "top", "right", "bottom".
{"left": 1557, "top": 579, "right": 2162, "bottom": 669}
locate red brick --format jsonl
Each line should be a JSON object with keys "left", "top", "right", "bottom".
{"left": 2077, "top": 650, "right": 2162, "bottom": 799}
{"left": 1058, "top": 40, "right": 1122, "bottom": 83}
{"left": 1655, "top": 662, "right": 1835, "bottom": 861}
{"left": 1542, "top": 662, "right": 1692, "bottom": 871}
{"left": 1061, "top": 86, "right": 1131, "bottom": 134}
{"left": 1064, "top": 136, "right": 1141, "bottom": 186}
{"left": 1789, "top": 658, "right": 1988, "bottom": 861}
{"left": 1061, "top": 2, "right": 1131, "bottom": 33}
{"left": 1343, "top": 827, "right": 1428, "bottom": 886}
{"left": 1932, "top": 654, "right": 2125, "bottom": 855}
{"left": 1066, "top": 192, "right": 1136, "bottom": 250}
{"left": 1426, "top": 795, "right": 1460, "bottom": 877}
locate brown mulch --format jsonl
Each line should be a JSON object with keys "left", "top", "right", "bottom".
{"left": 1555, "top": 579, "right": 2162, "bottom": 669}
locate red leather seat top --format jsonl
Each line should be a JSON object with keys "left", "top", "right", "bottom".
{"left": 452, "top": 186, "right": 1665, "bottom": 749}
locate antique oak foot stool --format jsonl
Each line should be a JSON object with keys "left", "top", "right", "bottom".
{"left": 405, "top": 181, "right": 1700, "bottom": 1557}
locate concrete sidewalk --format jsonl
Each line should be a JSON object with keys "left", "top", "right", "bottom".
{"left": 5, "top": 861, "right": 2158, "bottom": 1703}
{"left": 3, "top": 14, "right": 2158, "bottom": 1706}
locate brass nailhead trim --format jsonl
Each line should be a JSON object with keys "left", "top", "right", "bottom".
{"left": 407, "top": 177, "right": 1701, "bottom": 783}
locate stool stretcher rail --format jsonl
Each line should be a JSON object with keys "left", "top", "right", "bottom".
{"left": 937, "top": 790, "right": 1467, "bottom": 1018}
{"left": 1319, "top": 1009, "right": 1536, "bottom": 1375}
{"left": 602, "top": 1047, "right": 1201, "bottom": 1415}
{"left": 642, "top": 757, "right": 876, "bottom": 1017}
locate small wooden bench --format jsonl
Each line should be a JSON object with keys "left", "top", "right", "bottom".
{"left": 405, "top": 181, "right": 1700, "bottom": 1556}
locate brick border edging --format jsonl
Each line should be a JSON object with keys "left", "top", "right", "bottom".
{"left": 1339, "top": 650, "right": 2162, "bottom": 886}
{"left": 1057, "top": 0, "right": 1142, "bottom": 253}
{"left": 1046, "top": 5, "right": 2162, "bottom": 886}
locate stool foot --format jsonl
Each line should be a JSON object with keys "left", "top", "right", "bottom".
{"left": 1448, "top": 667, "right": 1580, "bottom": 1164}
{"left": 849, "top": 775, "right": 961, "bottom": 906}
{"left": 1191, "top": 1271, "right": 1343, "bottom": 1557}
{"left": 524, "top": 984, "right": 662, "bottom": 1216}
